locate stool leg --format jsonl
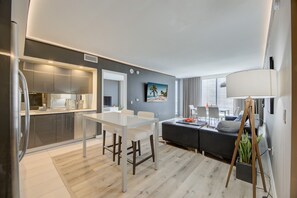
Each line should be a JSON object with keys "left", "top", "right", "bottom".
{"left": 150, "top": 135, "right": 155, "bottom": 162}
{"left": 118, "top": 136, "right": 122, "bottom": 165}
{"left": 137, "top": 140, "right": 141, "bottom": 156}
{"left": 112, "top": 133, "right": 116, "bottom": 162}
{"left": 102, "top": 130, "right": 106, "bottom": 155}
{"left": 132, "top": 141, "right": 137, "bottom": 175}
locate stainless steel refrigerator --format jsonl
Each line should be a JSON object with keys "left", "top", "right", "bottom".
{"left": 0, "top": 20, "right": 31, "bottom": 197}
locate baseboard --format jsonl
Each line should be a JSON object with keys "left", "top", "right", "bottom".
{"left": 263, "top": 134, "right": 278, "bottom": 198}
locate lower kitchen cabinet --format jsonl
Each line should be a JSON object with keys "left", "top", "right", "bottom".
{"left": 24, "top": 111, "right": 95, "bottom": 149}
{"left": 34, "top": 114, "right": 57, "bottom": 147}
{"left": 21, "top": 116, "right": 35, "bottom": 149}
{"left": 56, "top": 113, "right": 74, "bottom": 142}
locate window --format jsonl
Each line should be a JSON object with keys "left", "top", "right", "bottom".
{"left": 201, "top": 77, "right": 233, "bottom": 113}
{"left": 201, "top": 78, "right": 216, "bottom": 106}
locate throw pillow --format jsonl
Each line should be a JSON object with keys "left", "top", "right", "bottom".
{"left": 216, "top": 121, "right": 241, "bottom": 133}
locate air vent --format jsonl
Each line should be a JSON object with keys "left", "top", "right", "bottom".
{"left": 84, "top": 54, "right": 98, "bottom": 63}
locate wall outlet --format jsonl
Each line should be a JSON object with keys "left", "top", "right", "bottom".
{"left": 283, "top": 109, "right": 287, "bottom": 124}
{"left": 130, "top": 100, "right": 133, "bottom": 104}
{"left": 270, "top": 147, "right": 274, "bottom": 156}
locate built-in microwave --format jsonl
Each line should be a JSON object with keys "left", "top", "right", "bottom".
{"left": 21, "top": 93, "right": 43, "bottom": 110}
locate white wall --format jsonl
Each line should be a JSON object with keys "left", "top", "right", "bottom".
{"left": 264, "top": 0, "right": 292, "bottom": 197}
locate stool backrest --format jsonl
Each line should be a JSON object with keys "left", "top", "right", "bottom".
{"left": 121, "top": 109, "right": 134, "bottom": 115}
{"left": 208, "top": 106, "right": 219, "bottom": 119}
{"left": 197, "top": 106, "right": 207, "bottom": 117}
{"left": 137, "top": 111, "right": 155, "bottom": 131}
{"left": 137, "top": 111, "right": 154, "bottom": 118}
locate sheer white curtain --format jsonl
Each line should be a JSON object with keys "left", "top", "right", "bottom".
{"left": 182, "top": 77, "right": 201, "bottom": 117}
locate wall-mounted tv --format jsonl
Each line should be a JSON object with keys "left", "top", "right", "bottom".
{"left": 146, "top": 82, "right": 168, "bottom": 102}
{"left": 104, "top": 96, "right": 112, "bottom": 106}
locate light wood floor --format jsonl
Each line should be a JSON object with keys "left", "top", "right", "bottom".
{"left": 20, "top": 136, "right": 271, "bottom": 198}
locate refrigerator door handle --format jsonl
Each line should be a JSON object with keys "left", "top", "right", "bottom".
{"left": 18, "top": 70, "right": 30, "bottom": 161}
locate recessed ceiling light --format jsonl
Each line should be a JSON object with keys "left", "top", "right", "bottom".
{"left": 48, "top": 60, "right": 53, "bottom": 64}
{"left": 79, "top": 66, "right": 83, "bottom": 69}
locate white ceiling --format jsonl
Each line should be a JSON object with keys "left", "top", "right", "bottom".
{"left": 26, "top": 0, "right": 272, "bottom": 78}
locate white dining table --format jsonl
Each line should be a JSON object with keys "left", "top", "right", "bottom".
{"left": 82, "top": 112, "right": 159, "bottom": 192}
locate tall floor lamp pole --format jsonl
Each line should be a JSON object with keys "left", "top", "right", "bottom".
{"left": 225, "top": 97, "right": 267, "bottom": 197}
{"left": 224, "top": 69, "right": 277, "bottom": 198}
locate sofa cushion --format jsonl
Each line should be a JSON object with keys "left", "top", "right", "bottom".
{"left": 216, "top": 121, "right": 241, "bottom": 133}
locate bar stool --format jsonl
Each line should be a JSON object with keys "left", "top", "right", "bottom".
{"left": 102, "top": 109, "right": 134, "bottom": 161}
{"left": 117, "top": 111, "right": 155, "bottom": 175}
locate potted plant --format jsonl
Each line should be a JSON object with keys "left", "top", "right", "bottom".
{"left": 236, "top": 132, "right": 262, "bottom": 183}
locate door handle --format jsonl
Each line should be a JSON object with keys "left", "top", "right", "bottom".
{"left": 18, "top": 70, "right": 30, "bottom": 161}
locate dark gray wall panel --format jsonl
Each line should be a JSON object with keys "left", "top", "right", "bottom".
{"left": 0, "top": 0, "right": 12, "bottom": 197}
{"left": 24, "top": 39, "right": 176, "bottom": 120}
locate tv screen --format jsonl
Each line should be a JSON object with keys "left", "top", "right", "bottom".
{"left": 104, "top": 96, "right": 112, "bottom": 106}
{"left": 146, "top": 82, "right": 168, "bottom": 102}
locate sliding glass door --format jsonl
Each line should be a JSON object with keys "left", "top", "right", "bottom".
{"left": 201, "top": 77, "right": 233, "bottom": 113}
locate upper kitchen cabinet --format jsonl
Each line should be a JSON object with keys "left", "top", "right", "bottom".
{"left": 20, "top": 61, "right": 93, "bottom": 94}
{"left": 71, "top": 70, "right": 93, "bottom": 94}
{"left": 33, "top": 64, "right": 54, "bottom": 93}
{"left": 54, "top": 67, "right": 71, "bottom": 93}
{"left": 20, "top": 62, "right": 34, "bottom": 91}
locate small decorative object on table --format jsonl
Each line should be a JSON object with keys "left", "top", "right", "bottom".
{"left": 236, "top": 132, "right": 262, "bottom": 183}
{"left": 184, "top": 118, "right": 195, "bottom": 123}
{"left": 176, "top": 118, "right": 207, "bottom": 126}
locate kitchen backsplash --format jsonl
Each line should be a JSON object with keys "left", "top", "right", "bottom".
{"left": 49, "top": 94, "right": 93, "bottom": 109}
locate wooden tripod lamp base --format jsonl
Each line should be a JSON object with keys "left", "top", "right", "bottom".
{"left": 225, "top": 97, "right": 267, "bottom": 198}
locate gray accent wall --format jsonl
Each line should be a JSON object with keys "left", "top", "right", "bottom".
{"left": 104, "top": 79, "right": 120, "bottom": 106}
{"left": 24, "top": 39, "right": 176, "bottom": 121}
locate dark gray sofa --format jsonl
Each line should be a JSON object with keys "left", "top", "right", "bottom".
{"left": 162, "top": 119, "right": 260, "bottom": 160}
{"left": 162, "top": 121, "right": 200, "bottom": 150}
{"left": 199, "top": 126, "right": 238, "bottom": 159}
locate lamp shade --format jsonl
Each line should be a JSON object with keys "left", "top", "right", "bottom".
{"left": 226, "top": 69, "right": 277, "bottom": 98}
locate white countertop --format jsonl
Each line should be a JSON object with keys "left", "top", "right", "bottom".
{"left": 83, "top": 112, "right": 159, "bottom": 128}
{"left": 21, "top": 108, "right": 97, "bottom": 116}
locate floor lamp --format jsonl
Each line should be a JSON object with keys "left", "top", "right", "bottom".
{"left": 225, "top": 69, "right": 277, "bottom": 198}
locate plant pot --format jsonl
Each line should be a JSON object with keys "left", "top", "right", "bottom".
{"left": 236, "top": 158, "right": 257, "bottom": 184}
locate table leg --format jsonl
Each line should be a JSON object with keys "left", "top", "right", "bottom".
{"left": 121, "top": 126, "right": 128, "bottom": 192}
{"left": 83, "top": 117, "right": 86, "bottom": 157}
{"left": 154, "top": 121, "right": 159, "bottom": 170}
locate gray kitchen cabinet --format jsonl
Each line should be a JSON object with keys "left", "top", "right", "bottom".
{"left": 56, "top": 113, "right": 74, "bottom": 142}
{"left": 74, "top": 111, "right": 97, "bottom": 139}
{"left": 33, "top": 64, "right": 54, "bottom": 93}
{"left": 21, "top": 61, "right": 93, "bottom": 94}
{"left": 21, "top": 116, "right": 35, "bottom": 149}
{"left": 20, "top": 62, "right": 34, "bottom": 91}
{"left": 71, "top": 70, "right": 93, "bottom": 94}
{"left": 34, "top": 114, "right": 57, "bottom": 147}
{"left": 54, "top": 67, "right": 71, "bottom": 93}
